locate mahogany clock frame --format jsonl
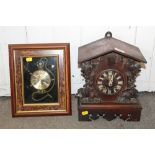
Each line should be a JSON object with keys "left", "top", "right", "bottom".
{"left": 9, "top": 43, "right": 71, "bottom": 117}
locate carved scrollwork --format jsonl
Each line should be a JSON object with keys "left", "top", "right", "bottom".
{"left": 118, "top": 58, "right": 142, "bottom": 103}
{"left": 77, "top": 52, "right": 142, "bottom": 104}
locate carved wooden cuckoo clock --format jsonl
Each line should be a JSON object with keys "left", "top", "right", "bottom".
{"left": 77, "top": 32, "right": 147, "bottom": 121}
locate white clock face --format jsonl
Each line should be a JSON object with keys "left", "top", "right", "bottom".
{"left": 96, "top": 69, "right": 124, "bottom": 95}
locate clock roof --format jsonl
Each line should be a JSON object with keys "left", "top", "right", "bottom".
{"left": 78, "top": 32, "right": 147, "bottom": 64}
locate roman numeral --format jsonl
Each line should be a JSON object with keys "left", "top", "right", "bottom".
{"left": 99, "top": 77, "right": 104, "bottom": 80}
{"left": 107, "top": 89, "right": 111, "bottom": 95}
{"left": 103, "top": 73, "right": 107, "bottom": 77}
{"left": 114, "top": 88, "right": 117, "bottom": 93}
{"left": 116, "top": 76, "right": 121, "bottom": 80}
{"left": 102, "top": 88, "right": 107, "bottom": 93}
{"left": 114, "top": 72, "right": 117, "bottom": 77}
{"left": 108, "top": 71, "right": 112, "bottom": 76}
{"left": 116, "top": 85, "right": 121, "bottom": 90}
{"left": 98, "top": 85, "right": 103, "bottom": 90}
{"left": 118, "top": 81, "right": 123, "bottom": 85}
{"left": 97, "top": 81, "right": 102, "bottom": 85}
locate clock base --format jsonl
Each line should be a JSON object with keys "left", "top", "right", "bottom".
{"left": 78, "top": 99, "right": 142, "bottom": 121}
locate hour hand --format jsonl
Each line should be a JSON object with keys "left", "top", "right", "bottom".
{"left": 108, "top": 75, "right": 113, "bottom": 86}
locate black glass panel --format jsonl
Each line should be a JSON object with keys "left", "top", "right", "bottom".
{"left": 23, "top": 56, "right": 59, "bottom": 104}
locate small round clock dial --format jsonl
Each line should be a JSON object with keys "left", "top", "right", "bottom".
{"left": 97, "top": 69, "right": 124, "bottom": 95}
{"left": 31, "top": 70, "right": 51, "bottom": 90}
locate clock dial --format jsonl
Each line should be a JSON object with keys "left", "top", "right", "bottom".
{"left": 31, "top": 70, "right": 51, "bottom": 90}
{"left": 97, "top": 69, "right": 124, "bottom": 95}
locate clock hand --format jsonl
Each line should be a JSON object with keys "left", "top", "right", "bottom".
{"left": 109, "top": 75, "right": 114, "bottom": 86}
{"left": 32, "top": 74, "right": 40, "bottom": 79}
{"left": 111, "top": 75, "right": 114, "bottom": 83}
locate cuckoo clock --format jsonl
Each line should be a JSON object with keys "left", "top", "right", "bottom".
{"left": 77, "top": 32, "right": 147, "bottom": 121}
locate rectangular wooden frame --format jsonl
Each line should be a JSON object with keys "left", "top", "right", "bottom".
{"left": 9, "top": 43, "right": 71, "bottom": 117}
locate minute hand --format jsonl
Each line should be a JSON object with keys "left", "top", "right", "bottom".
{"left": 109, "top": 75, "right": 113, "bottom": 86}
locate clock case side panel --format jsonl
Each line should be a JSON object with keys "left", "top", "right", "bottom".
{"left": 9, "top": 46, "right": 17, "bottom": 117}
{"left": 8, "top": 43, "right": 71, "bottom": 117}
{"left": 64, "top": 44, "right": 72, "bottom": 115}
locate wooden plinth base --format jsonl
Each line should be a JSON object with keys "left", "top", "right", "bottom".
{"left": 78, "top": 99, "right": 142, "bottom": 121}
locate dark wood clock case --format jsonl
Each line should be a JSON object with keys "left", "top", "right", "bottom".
{"left": 77, "top": 32, "right": 147, "bottom": 121}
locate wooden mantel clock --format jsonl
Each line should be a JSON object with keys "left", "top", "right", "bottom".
{"left": 77, "top": 32, "right": 147, "bottom": 121}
